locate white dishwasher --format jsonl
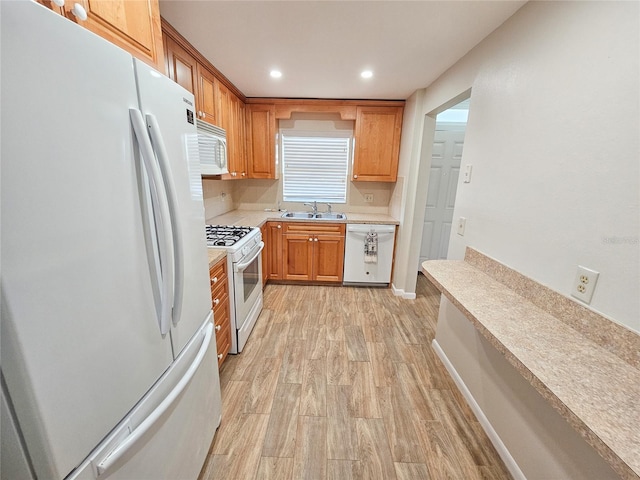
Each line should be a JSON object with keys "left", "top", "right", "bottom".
{"left": 343, "top": 224, "right": 396, "bottom": 286}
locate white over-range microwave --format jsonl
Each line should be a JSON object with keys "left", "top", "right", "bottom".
{"left": 197, "top": 120, "right": 228, "bottom": 175}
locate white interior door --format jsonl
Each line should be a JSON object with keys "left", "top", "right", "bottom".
{"left": 419, "top": 129, "right": 465, "bottom": 266}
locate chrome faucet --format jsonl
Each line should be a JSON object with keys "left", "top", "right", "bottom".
{"left": 304, "top": 201, "right": 318, "bottom": 215}
{"left": 326, "top": 203, "right": 332, "bottom": 214}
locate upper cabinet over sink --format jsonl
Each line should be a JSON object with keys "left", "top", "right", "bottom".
{"left": 353, "top": 106, "right": 403, "bottom": 182}
{"left": 248, "top": 99, "right": 404, "bottom": 182}
{"left": 38, "top": 0, "right": 164, "bottom": 72}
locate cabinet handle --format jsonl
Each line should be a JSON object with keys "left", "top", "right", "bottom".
{"left": 314, "top": 237, "right": 318, "bottom": 242}
{"left": 203, "top": 112, "right": 207, "bottom": 118}
{"left": 213, "top": 298, "right": 220, "bottom": 305}
{"left": 211, "top": 276, "right": 218, "bottom": 284}
{"left": 308, "top": 237, "right": 312, "bottom": 242}
{"left": 353, "top": 174, "right": 358, "bottom": 179}
{"left": 242, "top": 172, "right": 246, "bottom": 177}
{"left": 277, "top": 225, "right": 281, "bottom": 229}
{"left": 71, "top": 2, "right": 87, "bottom": 21}
{"left": 52, "top": 0, "right": 65, "bottom": 6}
{"left": 217, "top": 353, "right": 223, "bottom": 360}
{"left": 215, "top": 324, "right": 221, "bottom": 331}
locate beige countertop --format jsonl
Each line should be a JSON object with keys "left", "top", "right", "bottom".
{"left": 422, "top": 253, "right": 640, "bottom": 480}
{"left": 207, "top": 249, "right": 226, "bottom": 268}
{"left": 206, "top": 209, "right": 399, "bottom": 229}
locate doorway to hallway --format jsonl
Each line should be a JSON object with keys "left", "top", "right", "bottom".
{"left": 418, "top": 99, "right": 468, "bottom": 267}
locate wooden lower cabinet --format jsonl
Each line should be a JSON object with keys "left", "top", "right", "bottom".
{"left": 210, "top": 257, "right": 231, "bottom": 367}
{"left": 282, "top": 222, "right": 345, "bottom": 283}
{"left": 265, "top": 222, "right": 283, "bottom": 281}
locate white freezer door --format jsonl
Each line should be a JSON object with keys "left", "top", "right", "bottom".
{"left": 1, "top": 3, "right": 173, "bottom": 478}
{"left": 133, "top": 59, "right": 213, "bottom": 357}
{"left": 69, "top": 317, "right": 221, "bottom": 480}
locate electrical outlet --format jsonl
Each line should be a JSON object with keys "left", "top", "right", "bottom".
{"left": 457, "top": 217, "right": 466, "bottom": 236}
{"left": 571, "top": 266, "right": 599, "bottom": 304}
{"left": 364, "top": 193, "right": 374, "bottom": 203}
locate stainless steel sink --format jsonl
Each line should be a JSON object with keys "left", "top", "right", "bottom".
{"left": 281, "top": 212, "right": 315, "bottom": 219}
{"left": 281, "top": 211, "right": 347, "bottom": 220}
{"left": 314, "top": 212, "right": 347, "bottom": 220}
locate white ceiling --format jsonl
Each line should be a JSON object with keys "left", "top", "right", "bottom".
{"left": 159, "top": 1, "right": 526, "bottom": 100}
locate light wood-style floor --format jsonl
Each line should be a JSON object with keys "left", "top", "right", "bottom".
{"left": 199, "top": 274, "right": 512, "bottom": 480}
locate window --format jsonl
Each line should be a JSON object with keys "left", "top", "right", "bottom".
{"left": 281, "top": 133, "right": 350, "bottom": 204}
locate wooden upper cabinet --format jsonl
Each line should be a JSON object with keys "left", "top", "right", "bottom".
{"left": 163, "top": 33, "right": 196, "bottom": 94}
{"left": 51, "top": 0, "right": 165, "bottom": 72}
{"left": 164, "top": 31, "right": 217, "bottom": 124}
{"left": 196, "top": 64, "right": 217, "bottom": 124}
{"left": 352, "top": 106, "right": 404, "bottom": 182}
{"left": 247, "top": 104, "right": 277, "bottom": 179}
{"left": 216, "top": 82, "right": 246, "bottom": 179}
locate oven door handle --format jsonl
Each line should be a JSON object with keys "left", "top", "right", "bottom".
{"left": 234, "top": 242, "right": 264, "bottom": 273}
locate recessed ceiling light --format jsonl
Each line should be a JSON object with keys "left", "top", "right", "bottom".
{"left": 361, "top": 70, "right": 373, "bottom": 79}
{"left": 270, "top": 70, "right": 282, "bottom": 78}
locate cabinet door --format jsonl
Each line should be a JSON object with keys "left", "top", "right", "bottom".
{"left": 67, "top": 0, "right": 164, "bottom": 72}
{"left": 163, "top": 34, "right": 196, "bottom": 94}
{"left": 247, "top": 104, "right": 277, "bottom": 179}
{"left": 314, "top": 234, "right": 345, "bottom": 282}
{"left": 197, "top": 64, "right": 217, "bottom": 124}
{"left": 234, "top": 96, "right": 247, "bottom": 178}
{"left": 353, "top": 106, "right": 403, "bottom": 182}
{"left": 219, "top": 90, "right": 247, "bottom": 179}
{"left": 266, "top": 222, "right": 283, "bottom": 280}
{"left": 37, "top": 0, "right": 65, "bottom": 15}
{"left": 283, "top": 234, "right": 313, "bottom": 281}
{"left": 260, "top": 224, "right": 269, "bottom": 286}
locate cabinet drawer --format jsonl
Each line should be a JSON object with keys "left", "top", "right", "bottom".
{"left": 282, "top": 222, "right": 345, "bottom": 235}
{"left": 209, "top": 259, "right": 227, "bottom": 288}
{"left": 212, "top": 292, "right": 229, "bottom": 324}
{"left": 211, "top": 275, "right": 228, "bottom": 306}
{"left": 213, "top": 299, "right": 231, "bottom": 367}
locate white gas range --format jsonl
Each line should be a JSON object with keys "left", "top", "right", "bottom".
{"left": 205, "top": 225, "right": 264, "bottom": 353}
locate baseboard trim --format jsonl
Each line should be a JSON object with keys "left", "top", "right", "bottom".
{"left": 391, "top": 283, "right": 416, "bottom": 299}
{"left": 431, "top": 339, "right": 526, "bottom": 480}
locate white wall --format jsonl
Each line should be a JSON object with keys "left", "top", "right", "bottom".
{"left": 397, "top": 0, "right": 639, "bottom": 332}
{"left": 393, "top": 1, "right": 639, "bottom": 477}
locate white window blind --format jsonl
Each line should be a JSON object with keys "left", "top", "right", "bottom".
{"left": 282, "top": 134, "right": 350, "bottom": 203}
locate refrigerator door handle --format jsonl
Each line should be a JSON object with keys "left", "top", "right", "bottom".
{"left": 129, "top": 108, "right": 174, "bottom": 336}
{"left": 93, "top": 322, "right": 214, "bottom": 476}
{"left": 145, "top": 113, "right": 185, "bottom": 328}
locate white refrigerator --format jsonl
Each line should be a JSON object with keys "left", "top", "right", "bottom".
{"left": 1, "top": 2, "right": 221, "bottom": 479}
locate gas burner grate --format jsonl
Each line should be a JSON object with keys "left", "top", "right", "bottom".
{"left": 205, "top": 225, "right": 253, "bottom": 247}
